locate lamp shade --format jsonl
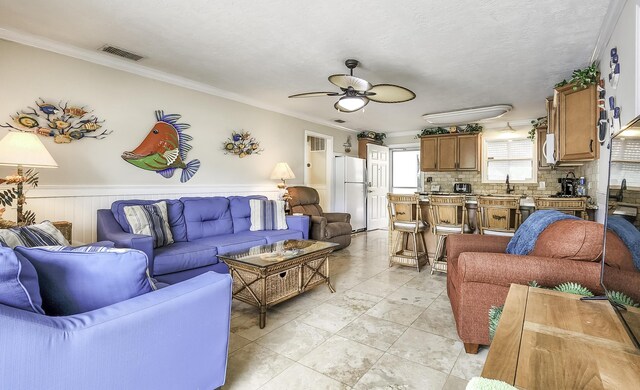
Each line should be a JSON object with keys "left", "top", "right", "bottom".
{"left": 0, "top": 132, "right": 58, "bottom": 168}
{"left": 270, "top": 162, "right": 295, "bottom": 180}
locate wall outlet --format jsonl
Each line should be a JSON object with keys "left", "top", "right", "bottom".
{"left": 454, "top": 178, "right": 462, "bottom": 182}
{"left": 539, "top": 181, "right": 545, "bottom": 189}
{"left": 588, "top": 182, "right": 592, "bottom": 189}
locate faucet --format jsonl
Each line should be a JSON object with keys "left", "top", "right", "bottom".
{"left": 505, "top": 175, "right": 514, "bottom": 194}
{"left": 615, "top": 178, "right": 627, "bottom": 202}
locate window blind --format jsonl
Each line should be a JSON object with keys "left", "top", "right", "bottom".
{"left": 485, "top": 138, "right": 534, "bottom": 182}
{"left": 611, "top": 137, "right": 640, "bottom": 186}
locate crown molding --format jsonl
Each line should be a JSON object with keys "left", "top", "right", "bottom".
{"left": 590, "top": 0, "right": 627, "bottom": 64}
{"left": 0, "top": 27, "right": 359, "bottom": 134}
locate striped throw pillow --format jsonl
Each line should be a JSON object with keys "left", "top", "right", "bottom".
{"left": 124, "top": 201, "right": 174, "bottom": 248}
{"left": 249, "top": 199, "right": 288, "bottom": 231}
{"left": 0, "top": 221, "right": 69, "bottom": 249}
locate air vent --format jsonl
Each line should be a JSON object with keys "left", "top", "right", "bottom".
{"left": 99, "top": 45, "right": 144, "bottom": 61}
{"left": 333, "top": 119, "right": 346, "bottom": 123}
{"left": 308, "top": 136, "right": 326, "bottom": 152}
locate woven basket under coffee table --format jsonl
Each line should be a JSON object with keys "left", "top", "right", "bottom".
{"left": 218, "top": 239, "right": 338, "bottom": 328}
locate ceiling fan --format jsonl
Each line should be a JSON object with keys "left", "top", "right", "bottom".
{"left": 288, "top": 59, "right": 416, "bottom": 113}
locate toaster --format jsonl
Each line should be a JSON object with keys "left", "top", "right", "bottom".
{"left": 453, "top": 183, "right": 472, "bottom": 193}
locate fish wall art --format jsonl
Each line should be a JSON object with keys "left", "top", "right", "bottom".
{"left": 122, "top": 110, "right": 200, "bottom": 183}
{"left": 223, "top": 130, "right": 263, "bottom": 158}
{"left": 0, "top": 98, "right": 112, "bottom": 143}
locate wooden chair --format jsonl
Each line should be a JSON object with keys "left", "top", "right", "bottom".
{"left": 387, "top": 194, "right": 429, "bottom": 272}
{"left": 534, "top": 197, "right": 588, "bottom": 220}
{"left": 428, "top": 195, "right": 466, "bottom": 274}
{"left": 477, "top": 196, "right": 522, "bottom": 236}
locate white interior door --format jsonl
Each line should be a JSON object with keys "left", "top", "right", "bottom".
{"left": 366, "top": 143, "right": 389, "bottom": 230}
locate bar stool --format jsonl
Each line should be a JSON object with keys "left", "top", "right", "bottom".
{"left": 429, "top": 195, "right": 466, "bottom": 274}
{"left": 534, "top": 197, "right": 588, "bottom": 220}
{"left": 477, "top": 196, "right": 522, "bottom": 236}
{"left": 387, "top": 193, "right": 429, "bottom": 272}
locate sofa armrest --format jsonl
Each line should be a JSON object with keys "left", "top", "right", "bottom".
{"left": 447, "top": 234, "right": 511, "bottom": 263}
{"left": 286, "top": 215, "right": 310, "bottom": 239}
{"left": 457, "top": 252, "right": 603, "bottom": 293}
{"left": 97, "top": 209, "right": 155, "bottom": 273}
{"left": 324, "top": 212, "right": 351, "bottom": 223}
{"left": 0, "top": 272, "right": 232, "bottom": 390}
{"left": 310, "top": 215, "right": 328, "bottom": 240}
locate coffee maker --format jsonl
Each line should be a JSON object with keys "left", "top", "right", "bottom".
{"left": 558, "top": 171, "right": 577, "bottom": 196}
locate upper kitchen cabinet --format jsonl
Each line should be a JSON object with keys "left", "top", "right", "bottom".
{"left": 419, "top": 133, "right": 480, "bottom": 172}
{"left": 551, "top": 83, "right": 599, "bottom": 161}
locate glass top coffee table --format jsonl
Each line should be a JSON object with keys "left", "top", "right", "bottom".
{"left": 218, "top": 239, "right": 338, "bottom": 328}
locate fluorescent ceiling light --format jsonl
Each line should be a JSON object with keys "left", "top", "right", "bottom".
{"left": 422, "top": 104, "right": 513, "bottom": 125}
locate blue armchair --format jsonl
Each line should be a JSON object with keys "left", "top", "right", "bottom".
{"left": 0, "top": 272, "right": 232, "bottom": 390}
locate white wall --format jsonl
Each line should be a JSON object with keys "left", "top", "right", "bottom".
{"left": 0, "top": 40, "right": 356, "bottom": 242}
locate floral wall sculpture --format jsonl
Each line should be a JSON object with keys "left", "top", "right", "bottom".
{"left": 0, "top": 98, "right": 112, "bottom": 143}
{"left": 223, "top": 131, "right": 263, "bottom": 158}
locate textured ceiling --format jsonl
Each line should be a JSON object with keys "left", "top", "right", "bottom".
{"left": 0, "top": 0, "right": 611, "bottom": 133}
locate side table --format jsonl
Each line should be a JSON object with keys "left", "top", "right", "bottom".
{"left": 52, "top": 221, "right": 72, "bottom": 243}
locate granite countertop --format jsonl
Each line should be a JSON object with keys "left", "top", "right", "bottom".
{"left": 416, "top": 192, "right": 598, "bottom": 209}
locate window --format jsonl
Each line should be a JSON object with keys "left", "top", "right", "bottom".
{"left": 611, "top": 137, "right": 640, "bottom": 187}
{"left": 391, "top": 149, "right": 420, "bottom": 194}
{"left": 483, "top": 138, "right": 535, "bottom": 183}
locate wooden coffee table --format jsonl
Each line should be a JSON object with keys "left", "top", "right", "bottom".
{"left": 218, "top": 239, "right": 338, "bottom": 328}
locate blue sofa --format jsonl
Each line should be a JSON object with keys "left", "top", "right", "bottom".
{"left": 97, "top": 195, "right": 310, "bottom": 284}
{"left": 0, "top": 264, "right": 232, "bottom": 389}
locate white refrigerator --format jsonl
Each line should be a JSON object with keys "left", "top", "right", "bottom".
{"left": 334, "top": 156, "right": 367, "bottom": 232}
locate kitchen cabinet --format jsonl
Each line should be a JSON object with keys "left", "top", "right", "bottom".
{"left": 420, "top": 137, "right": 437, "bottom": 171}
{"left": 419, "top": 133, "right": 480, "bottom": 172}
{"left": 537, "top": 126, "right": 550, "bottom": 170}
{"left": 357, "top": 138, "right": 382, "bottom": 159}
{"left": 550, "top": 83, "right": 599, "bottom": 161}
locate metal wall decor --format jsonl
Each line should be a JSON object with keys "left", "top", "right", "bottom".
{"left": 223, "top": 131, "right": 263, "bottom": 158}
{"left": 121, "top": 110, "right": 200, "bottom": 183}
{"left": 0, "top": 98, "right": 112, "bottom": 143}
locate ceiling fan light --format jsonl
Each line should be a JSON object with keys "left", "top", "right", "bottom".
{"left": 422, "top": 104, "right": 513, "bottom": 126}
{"left": 335, "top": 96, "right": 367, "bottom": 112}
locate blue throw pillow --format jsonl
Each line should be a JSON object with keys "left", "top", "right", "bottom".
{"left": 15, "top": 246, "right": 155, "bottom": 316}
{"left": 249, "top": 199, "right": 288, "bottom": 231}
{"left": 0, "top": 247, "right": 44, "bottom": 314}
{"left": 0, "top": 220, "right": 69, "bottom": 249}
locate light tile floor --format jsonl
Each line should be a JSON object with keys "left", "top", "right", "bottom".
{"left": 224, "top": 230, "right": 488, "bottom": 389}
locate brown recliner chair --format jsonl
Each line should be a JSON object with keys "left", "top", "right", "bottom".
{"left": 287, "top": 186, "right": 352, "bottom": 250}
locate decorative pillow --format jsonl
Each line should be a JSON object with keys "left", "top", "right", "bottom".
{"left": 0, "top": 221, "right": 69, "bottom": 249}
{"left": 15, "top": 246, "right": 155, "bottom": 316}
{"left": 124, "top": 201, "right": 174, "bottom": 248}
{"left": 249, "top": 199, "right": 288, "bottom": 231}
{"left": 0, "top": 247, "right": 44, "bottom": 314}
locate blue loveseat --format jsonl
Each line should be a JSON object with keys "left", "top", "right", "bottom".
{"left": 97, "top": 195, "right": 310, "bottom": 284}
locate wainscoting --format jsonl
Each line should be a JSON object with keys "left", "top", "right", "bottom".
{"left": 6, "top": 185, "right": 281, "bottom": 245}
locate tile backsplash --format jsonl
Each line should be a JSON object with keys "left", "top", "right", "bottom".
{"left": 422, "top": 166, "right": 593, "bottom": 198}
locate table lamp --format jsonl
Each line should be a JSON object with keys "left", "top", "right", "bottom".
{"left": 270, "top": 162, "right": 295, "bottom": 189}
{"left": 0, "top": 132, "right": 58, "bottom": 224}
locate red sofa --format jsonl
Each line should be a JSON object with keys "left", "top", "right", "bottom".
{"left": 446, "top": 219, "right": 639, "bottom": 353}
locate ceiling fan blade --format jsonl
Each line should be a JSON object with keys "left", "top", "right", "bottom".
{"left": 367, "top": 84, "right": 416, "bottom": 103}
{"left": 288, "top": 91, "right": 341, "bottom": 98}
{"left": 334, "top": 97, "right": 370, "bottom": 113}
{"left": 328, "top": 74, "right": 373, "bottom": 91}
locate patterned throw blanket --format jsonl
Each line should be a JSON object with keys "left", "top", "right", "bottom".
{"left": 607, "top": 215, "right": 640, "bottom": 271}
{"left": 506, "top": 210, "right": 579, "bottom": 255}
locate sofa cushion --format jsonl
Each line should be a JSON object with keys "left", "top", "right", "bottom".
{"left": 111, "top": 199, "right": 187, "bottom": 242}
{"left": 0, "top": 221, "right": 69, "bottom": 249}
{"left": 0, "top": 247, "right": 44, "bottom": 314}
{"left": 124, "top": 201, "right": 174, "bottom": 248}
{"left": 153, "top": 241, "right": 219, "bottom": 276}
{"left": 181, "top": 197, "right": 234, "bottom": 241}
{"left": 229, "top": 195, "right": 268, "bottom": 233}
{"left": 15, "top": 246, "right": 154, "bottom": 316}
{"left": 242, "top": 229, "right": 304, "bottom": 244}
{"left": 325, "top": 222, "right": 352, "bottom": 239}
{"left": 194, "top": 233, "right": 266, "bottom": 255}
{"left": 530, "top": 219, "right": 604, "bottom": 261}
{"left": 250, "top": 199, "right": 288, "bottom": 231}
{"left": 604, "top": 230, "right": 635, "bottom": 271}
